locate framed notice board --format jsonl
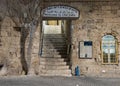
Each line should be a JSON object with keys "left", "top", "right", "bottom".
{"left": 79, "top": 41, "right": 93, "bottom": 59}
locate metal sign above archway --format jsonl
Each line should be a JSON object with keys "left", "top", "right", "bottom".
{"left": 42, "top": 5, "right": 80, "bottom": 19}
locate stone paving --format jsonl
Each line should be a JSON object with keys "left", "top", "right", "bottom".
{"left": 0, "top": 76, "right": 120, "bottom": 86}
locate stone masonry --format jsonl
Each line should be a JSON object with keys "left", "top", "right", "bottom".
{"left": 0, "top": 0, "right": 120, "bottom": 77}
{"left": 42, "top": 1, "right": 120, "bottom": 77}
{"left": 0, "top": 17, "right": 22, "bottom": 75}
{"left": 70, "top": 1, "right": 120, "bottom": 77}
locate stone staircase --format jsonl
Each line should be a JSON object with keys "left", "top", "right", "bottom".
{"left": 39, "top": 34, "right": 71, "bottom": 76}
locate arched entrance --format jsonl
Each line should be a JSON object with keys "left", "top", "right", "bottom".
{"left": 40, "top": 5, "right": 79, "bottom": 76}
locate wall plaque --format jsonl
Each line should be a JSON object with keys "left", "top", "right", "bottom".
{"left": 79, "top": 41, "right": 92, "bottom": 59}
{"left": 42, "top": 5, "right": 79, "bottom": 19}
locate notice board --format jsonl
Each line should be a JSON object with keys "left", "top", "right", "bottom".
{"left": 79, "top": 41, "right": 92, "bottom": 59}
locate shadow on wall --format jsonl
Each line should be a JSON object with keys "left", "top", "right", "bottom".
{"left": 0, "top": 52, "right": 7, "bottom": 76}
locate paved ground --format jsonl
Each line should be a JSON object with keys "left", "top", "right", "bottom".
{"left": 0, "top": 76, "right": 120, "bottom": 86}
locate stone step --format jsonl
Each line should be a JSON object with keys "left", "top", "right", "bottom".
{"left": 43, "top": 38, "right": 66, "bottom": 40}
{"left": 43, "top": 44, "right": 67, "bottom": 47}
{"left": 40, "top": 34, "right": 70, "bottom": 76}
{"left": 43, "top": 37, "right": 65, "bottom": 39}
{"left": 40, "top": 69, "right": 71, "bottom": 75}
{"left": 44, "top": 37, "right": 65, "bottom": 39}
{"left": 40, "top": 57, "right": 69, "bottom": 62}
{"left": 40, "top": 61, "right": 67, "bottom": 66}
{"left": 43, "top": 43, "right": 66, "bottom": 46}
{"left": 42, "top": 50, "right": 67, "bottom": 55}
{"left": 40, "top": 73, "right": 72, "bottom": 77}
{"left": 44, "top": 34, "right": 64, "bottom": 35}
{"left": 44, "top": 34, "right": 65, "bottom": 38}
{"left": 43, "top": 41, "right": 66, "bottom": 44}
{"left": 41, "top": 55, "right": 67, "bottom": 58}
{"left": 43, "top": 43, "right": 67, "bottom": 46}
{"left": 42, "top": 47, "right": 67, "bottom": 52}
{"left": 40, "top": 65, "right": 70, "bottom": 70}
{"left": 42, "top": 51, "right": 67, "bottom": 55}
{"left": 43, "top": 45, "right": 67, "bottom": 49}
{"left": 41, "top": 53, "right": 66, "bottom": 55}
{"left": 42, "top": 46, "right": 67, "bottom": 52}
{"left": 42, "top": 46, "right": 67, "bottom": 49}
{"left": 42, "top": 52, "right": 67, "bottom": 56}
{"left": 42, "top": 49, "right": 67, "bottom": 52}
{"left": 43, "top": 40, "right": 66, "bottom": 42}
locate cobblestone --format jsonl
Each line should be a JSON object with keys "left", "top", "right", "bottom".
{"left": 0, "top": 76, "right": 120, "bottom": 86}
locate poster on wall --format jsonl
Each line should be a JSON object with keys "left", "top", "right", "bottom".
{"left": 79, "top": 41, "right": 92, "bottom": 59}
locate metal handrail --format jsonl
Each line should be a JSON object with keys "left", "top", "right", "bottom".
{"left": 39, "top": 27, "right": 44, "bottom": 56}
{"left": 67, "top": 44, "right": 72, "bottom": 55}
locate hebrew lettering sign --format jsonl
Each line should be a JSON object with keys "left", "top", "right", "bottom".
{"left": 42, "top": 5, "right": 79, "bottom": 19}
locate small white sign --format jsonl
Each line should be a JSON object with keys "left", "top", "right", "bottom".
{"left": 79, "top": 41, "right": 92, "bottom": 59}
{"left": 42, "top": 5, "right": 79, "bottom": 18}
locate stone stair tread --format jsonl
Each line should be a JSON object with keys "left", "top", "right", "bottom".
{"left": 40, "top": 34, "right": 71, "bottom": 76}
{"left": 40, "top": 57, "right": 67, "bottom": 59}
{"left": 41, "top": 55, "right": 67, "bottom": 58}
{"left": 44, "top": 36, "right": 65, "bottom": 38}
{"left": 43, "top": 42, "right": 66, "bottom": 44}
{"left": 42, "top": 48, "right": 67, "bottom": 50}
{"left": 43, "top": 40, "right": 66, "bottom": 42}
{"left": 40, "top": 74, "right": 72, "bottom": 77}
{"left": 43, "top": 45, "right": 67, "bottom": 49}
{"left": 44, "top": 35, "right": 65, "bottom": 38}
{"left": 43, "top": 38, "right": 66, "bottom": 41}
{"left": 43, "top": 52, "right": 67, "bottom": 54}
{"left": 40, "top": 57, "right": 69, "bottom": 61}
{"left": 40, "top": 62, "right": 67, "bottom": 66}
{"left": 40, "top": 60, "right": 67, "bottom": 62}
{"left": 42, "top": 51, "right": 67, "bottom": 54}
{"left": 40, "top": 65, "right": 70, "bottom": 70}
{"left": 41, "top": 69, "right": 71, "bottom": 74}
{"left": 40, "top": 59, "right": 67, "bottom": 62}
{"left": 42, "top": 50, "right": 67, "bottom": 53}
{"left": 43, "top": 44, "right": 67, "bottom": 46}
{"left": 42, "top": 52, "right": 67, "bottom": 54}
{"left": 44, "top": 34, "right": 65, "bottom": 38}
{"left": 43, "top": 43, "right": 67, "bottom": 46}
{"left": 42, "top": 47, "right": 67, "bottom": 49}
{"left": 42, "top": 48, "right": 67, "bottom": 51}
{"left": 44, "top": 34, "right": 64, "bottom": 36}
{"left": 44, "top": 34, "right": 64, "bottom": 35}
{"left": 43, "top": 39, "right": 66, "bottom": 41}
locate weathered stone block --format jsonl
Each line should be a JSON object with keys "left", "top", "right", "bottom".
{"left": 102, "top": 6, "right": 111, "bottom": 11}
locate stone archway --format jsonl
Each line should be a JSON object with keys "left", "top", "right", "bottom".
{"left": 39, "top": 5, "right": 79, "bottom": 76}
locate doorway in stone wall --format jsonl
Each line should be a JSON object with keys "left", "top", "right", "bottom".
{"left": 39, "top": 5, "right": 79, "bottom": 76}
{"left": 41, "top": 19, "right": 71, "bottom": 57}
{"left": 39, "top": 19, "right": 72, "bottom": 76}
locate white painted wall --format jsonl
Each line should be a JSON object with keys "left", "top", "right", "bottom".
{"left": 43, "top": 21, "right": 62, "bottom": 34}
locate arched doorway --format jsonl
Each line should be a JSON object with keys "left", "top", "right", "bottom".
{"left": 39, "top": 5, "right": 79, "bottom": 76}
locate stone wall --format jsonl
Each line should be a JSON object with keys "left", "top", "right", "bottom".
{"left": 1, "top": 1, "right": 120, "bottom": 77}
{"left": 70, "top": 2, "right": 120, "bottom": 77}
{"left": 0, "top": 16, "right": 41, "bottom": 76}
{"left": 42, "top": 0, "right": 120, "bottom": 77}
{"left": 0, "top": 17, "right": 22, "bottom": 75}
